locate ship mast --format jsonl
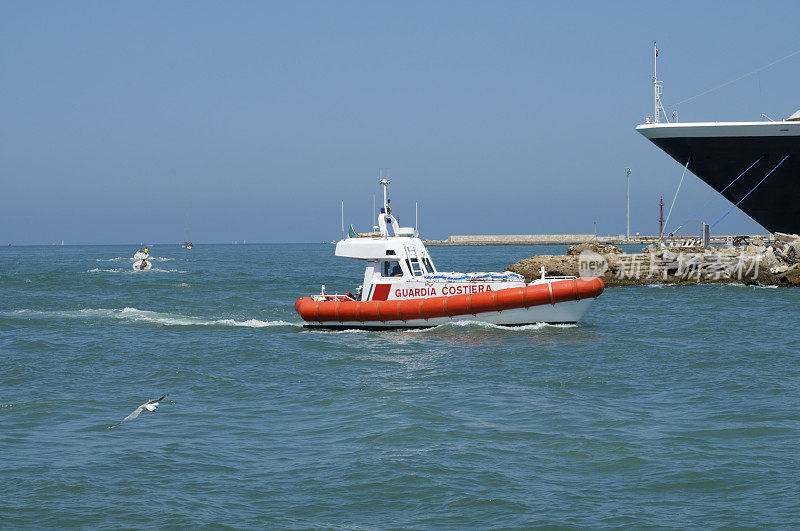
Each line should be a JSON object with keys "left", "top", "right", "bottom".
{"left": 652, "top": 41, "right": 668, "bottom": 123}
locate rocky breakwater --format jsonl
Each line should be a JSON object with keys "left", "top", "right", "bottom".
{"left": 506, "top": 234, "right": 800, "bottom": 287}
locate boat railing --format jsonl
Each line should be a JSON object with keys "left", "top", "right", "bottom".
{"left": 311, "top": 293, "right": 357, "bottom": 302}
{"left": 531, "top": 275, "right": 578, "bottom": 283}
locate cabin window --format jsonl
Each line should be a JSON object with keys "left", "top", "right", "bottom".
{"left": 423, "top": 257, "right": 436, "bottom": 273}
{"left": 382, "top": 260, "right": 403, "bottom": 277}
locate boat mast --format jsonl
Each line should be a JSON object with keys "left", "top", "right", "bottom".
{"left": 378, "top": 172, "right": 391, "bottom": 237}
{"left": 380, "top": 175, "right": 390, "bottom": 212}
{"left": 652, "top": 41, "right": 668, "bottom": 123}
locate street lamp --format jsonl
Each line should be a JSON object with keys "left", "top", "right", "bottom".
{"left": 625, "top": 167, "right": 632, "bottom": 240}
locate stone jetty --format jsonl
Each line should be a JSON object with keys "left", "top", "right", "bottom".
{"left": 506, "top": 233, "right": 800, "bottom": 287}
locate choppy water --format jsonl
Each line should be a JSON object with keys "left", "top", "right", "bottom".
{"left": 2, "top": 244, "right": 799, "bottom": 527}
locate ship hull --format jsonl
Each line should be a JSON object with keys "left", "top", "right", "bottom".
{"left": 636, "top": 122, "right": 800, "bottom": 234}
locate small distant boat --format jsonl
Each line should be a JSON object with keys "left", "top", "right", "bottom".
{"left": 295, "top": 178, "right": 604, "bottom": 329}
{"left": 133, "top": 259, "right": 152, "bottom": 271}
{"left": 133, "top": 248, "right": 150, "bottom": 260}
{"left": 182, "top": 241, "right": 193, "bottom": 249}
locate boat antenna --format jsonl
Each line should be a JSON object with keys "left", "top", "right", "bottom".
{"left": 651, "top": 41, "right": 669, "bottom": 123}
{"left": 341, "top": 200, "right": 344, "bottom": 240}
{"left": 379, "top": 174, "right": 390, "bottom": 213}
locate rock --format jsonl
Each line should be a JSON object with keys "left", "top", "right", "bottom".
{"left": 760, "top": 248, "right": 783, "bottom": 271}
{"left": 783, "top": 265, "right": 800, "bottom": 286}
{"left": 745, "top": 244, "right": 763, "bottom": 254}
{"left": 773, "top": 232, "right": 800, "bottom": 243}
{"left": 506, "top": 246, "right": 800, "bottom": 288}
{"left": 786, "top": 240, "right": 800, "bottom": 261}
{"left": 749, "top": 237, "right": 766, "bottom": 247}
{"left": 566, "top": 242, "right": 623, "bottom": 256}
{"left": 641, "top": 244, "right": 656, "bottom": 254}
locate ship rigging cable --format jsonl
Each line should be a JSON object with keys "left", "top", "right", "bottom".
{"left": 668, "top": 157, "right": 763, "bottom": 235}
{"left": 659, "top": 159, "right": 690, "bottom": 242}
{"left": 710, "top": 155, "right": 790, "bottom": 229}
{"left": 666, "top": 48, "right": 800, "bottom": 109}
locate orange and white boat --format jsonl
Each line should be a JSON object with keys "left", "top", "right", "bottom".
{"left": 295, "top": 178, "right": 604, "bottom": 329}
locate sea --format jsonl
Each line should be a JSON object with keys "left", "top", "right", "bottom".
{"left": 1, "top": 243, "right": 799, "bottom": 528}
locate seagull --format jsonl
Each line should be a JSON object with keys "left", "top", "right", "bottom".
{"left": 109, "top": 394, "right": 167, "bottom": 428}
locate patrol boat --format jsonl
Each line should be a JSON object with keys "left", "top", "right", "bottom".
{"left": 295, "top": 178, "right": 604, "bottom": 329}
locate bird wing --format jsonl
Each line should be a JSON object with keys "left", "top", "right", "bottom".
{"left": 108, "top": 404, "right": 146, "bottom": 429}
{"left": 123, "top": 405, "right": 146, "bottom": 421}
{"left": 147, "top": 394, "right": 167, "bottom": 404}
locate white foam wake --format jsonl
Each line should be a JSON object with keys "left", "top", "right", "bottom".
{"left": 95, "top": 256, "right": 173, "bottom": 262}
{"left": 86, "top": 268, "right": 187, "bottom": 273}
{"left": 7, "top": 308, "right": 299, "bottom": 328}
{"left": 433, "top": 320, "right": 577, "bottom": 331}
{"left": 307, "top": 321, "right": 579, "bottom": 334}
{"left": 724, "top": 282, "right": 779, "bottom": 289}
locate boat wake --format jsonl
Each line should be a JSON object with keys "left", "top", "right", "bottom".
{"left": 645, "top": 282, "right": 780, "bottom": 290}
{"left": 87, "top": 268, "right": 187, "bottom": 273}
{"left": 7, "top": 308, "right": 300, "bottom": 328}
{"left": 307, "top": 321, "right": 578, "bottom": 334}
{"left": 725, "top": 282, "right": 779, "bottom": 289}
{"left": 95, "top": 257, "right": 174, "bottom": 262}
{"left": 418, "top": 320, "right": 578, "bottom": 332}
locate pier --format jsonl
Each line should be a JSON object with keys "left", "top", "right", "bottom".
{"left": 424, "top": 234, "right": 762, "bottom": 246}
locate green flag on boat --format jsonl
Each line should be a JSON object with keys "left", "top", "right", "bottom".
{"left": 347, "top": 224, "right": 357, "bottom": 238}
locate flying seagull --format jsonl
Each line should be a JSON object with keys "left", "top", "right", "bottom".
{"left": 109, "top": 394, "right": 167, "bottom": 428}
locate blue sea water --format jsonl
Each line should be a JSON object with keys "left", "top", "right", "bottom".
{"left": 1, "top": 243, "right": 799, "bottom": 528}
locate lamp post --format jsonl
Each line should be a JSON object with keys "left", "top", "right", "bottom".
{"left": 625, "top": 167, "right": 632, "bottom": 240}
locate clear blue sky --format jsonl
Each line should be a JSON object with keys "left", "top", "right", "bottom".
{"left": 2, "top": 1, "right": 799, "bottom": 244}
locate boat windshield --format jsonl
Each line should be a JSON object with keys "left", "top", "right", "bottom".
{"left": 382, "top": 260, "right": 403, "bottom": 277}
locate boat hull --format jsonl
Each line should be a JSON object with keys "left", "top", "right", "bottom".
{"left": 636, "top": 122, "right": 800, "bottom": 234}
{"left": 295, "top": 277, "right": 604, "bottom": 329}
{"left": 300, "top": 300, "right": 597, "bottom": 329}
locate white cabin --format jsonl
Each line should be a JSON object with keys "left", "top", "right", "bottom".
{"left": 331, "top": 178, "right": 528, "bottom": 302}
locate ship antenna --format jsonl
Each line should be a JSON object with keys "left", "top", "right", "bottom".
{"left": 652, "top": 41, "right": 669, "bottom": 123}
{"left": 379, "top": 173, "right": 390, "bottom": 212}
